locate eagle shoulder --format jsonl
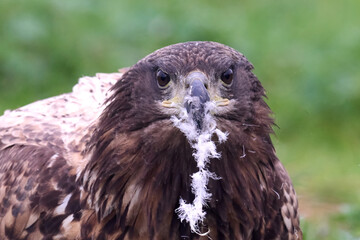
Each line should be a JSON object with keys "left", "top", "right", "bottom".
{"left": 0, "top": 72, "right": 123, "bottom": 239}
{"left": 0, "top": 145, "right": 80, "bottom": 239}
{"left": 0, "top": 72, "right": 121, "bottom": 166}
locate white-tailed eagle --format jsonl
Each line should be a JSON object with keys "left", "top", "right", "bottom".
{"left": 0, "top": 41, "right": 302, "bottom": 239}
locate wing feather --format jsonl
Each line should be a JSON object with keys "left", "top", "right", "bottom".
{"left": 0, "top": 72, "right": 123, "bottom": 239}
{"left": 274, "top": 160, "right": 302, "bottom": 239}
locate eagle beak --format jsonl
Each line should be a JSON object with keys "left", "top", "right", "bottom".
{"left": 184, "top": 71, "right": 210, "bottom": 131}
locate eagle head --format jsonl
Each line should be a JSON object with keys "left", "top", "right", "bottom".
{"left": 96, "top": 41, "right": 271, "bottom": 134}
{"left": 80, "top": 41, "right": 300, "bottom": 239}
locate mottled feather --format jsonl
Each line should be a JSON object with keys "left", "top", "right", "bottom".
{"left": 0, "top": 42, "right": 302, "bottom": 240}
{"left": 0, "top": 73, "right": 120, "bottom": 239}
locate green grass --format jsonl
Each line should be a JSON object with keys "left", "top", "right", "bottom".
{"left": 1, "top": 0, "right": 359, "bottom": 239}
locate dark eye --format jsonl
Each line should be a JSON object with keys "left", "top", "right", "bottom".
{"left": 156, "top": 69, "right": 171, "bottom": 88}
{"left": 221, "top": 68, "right": 234, "bottom": 86}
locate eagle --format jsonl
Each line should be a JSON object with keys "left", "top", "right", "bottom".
{"left": 0, "top": 41, "right": 302, "bottom": 240}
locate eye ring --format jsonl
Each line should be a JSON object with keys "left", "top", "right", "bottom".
{"left": 220, "top": 68, "right": 234, "bottom": 86}
{"left": 156, "top": 69, "right": 171, "bottom": 88}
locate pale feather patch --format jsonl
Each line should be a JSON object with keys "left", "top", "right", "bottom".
{"left": 281, "top": 204, "right": 292, "bottom": 231}
{"left": 101, "top": 193, "right": 115, "bottom": 219}
{"left": 47, "top": 154, "right": 59, "bottom": 168}
{"left": 61, "top": 214, "right": 74, "bottom": 232}
{"left": 54, "top": 193, "right": 72, "bottom": 215}
{"left": 172, "top": 101, "right": 227, "bottom": 235}
{"left": 0, "top": 72, "right": 122, "bottom": 171}
{"left": 122, "top": 184, "right": 142, "bottom": 212}
{"left": 25, "top": 213, "right": 40, "bottom": 229}
{"left": 127, "top": 186, "right": 142, "bottom": 213}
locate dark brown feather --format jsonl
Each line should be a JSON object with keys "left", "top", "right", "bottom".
{"left": 0, "top": 42, "right": 302, "bottom": 239}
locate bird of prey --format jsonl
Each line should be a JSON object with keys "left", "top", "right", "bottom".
{"left": 0, "top": 41, "right": 302, "bottom": 240}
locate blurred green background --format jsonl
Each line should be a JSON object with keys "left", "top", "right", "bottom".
{"left": 0, "top": 0, "right": 359, "bottom": 238}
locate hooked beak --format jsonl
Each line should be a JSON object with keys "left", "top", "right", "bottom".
{"left": 184, "top": 71, "right": 210, "bottom": 131}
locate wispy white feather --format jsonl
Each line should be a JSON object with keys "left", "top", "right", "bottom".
{"left": 172, "top": 102, "right": 228, "bottom": 235}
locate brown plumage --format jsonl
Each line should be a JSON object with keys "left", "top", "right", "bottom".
{"left": 0, "top": 41, "right": 302, "bottom": 239}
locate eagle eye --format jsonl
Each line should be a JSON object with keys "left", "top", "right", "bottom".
{"left": 221, "top": 68, "right": 234, "bottom": 86}
{"left": 156, "top": 69, "right": 171, "bottom": 88}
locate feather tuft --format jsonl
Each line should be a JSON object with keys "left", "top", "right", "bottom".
{"left": 172, "top": 102, "right": 227, "bottom": 234}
